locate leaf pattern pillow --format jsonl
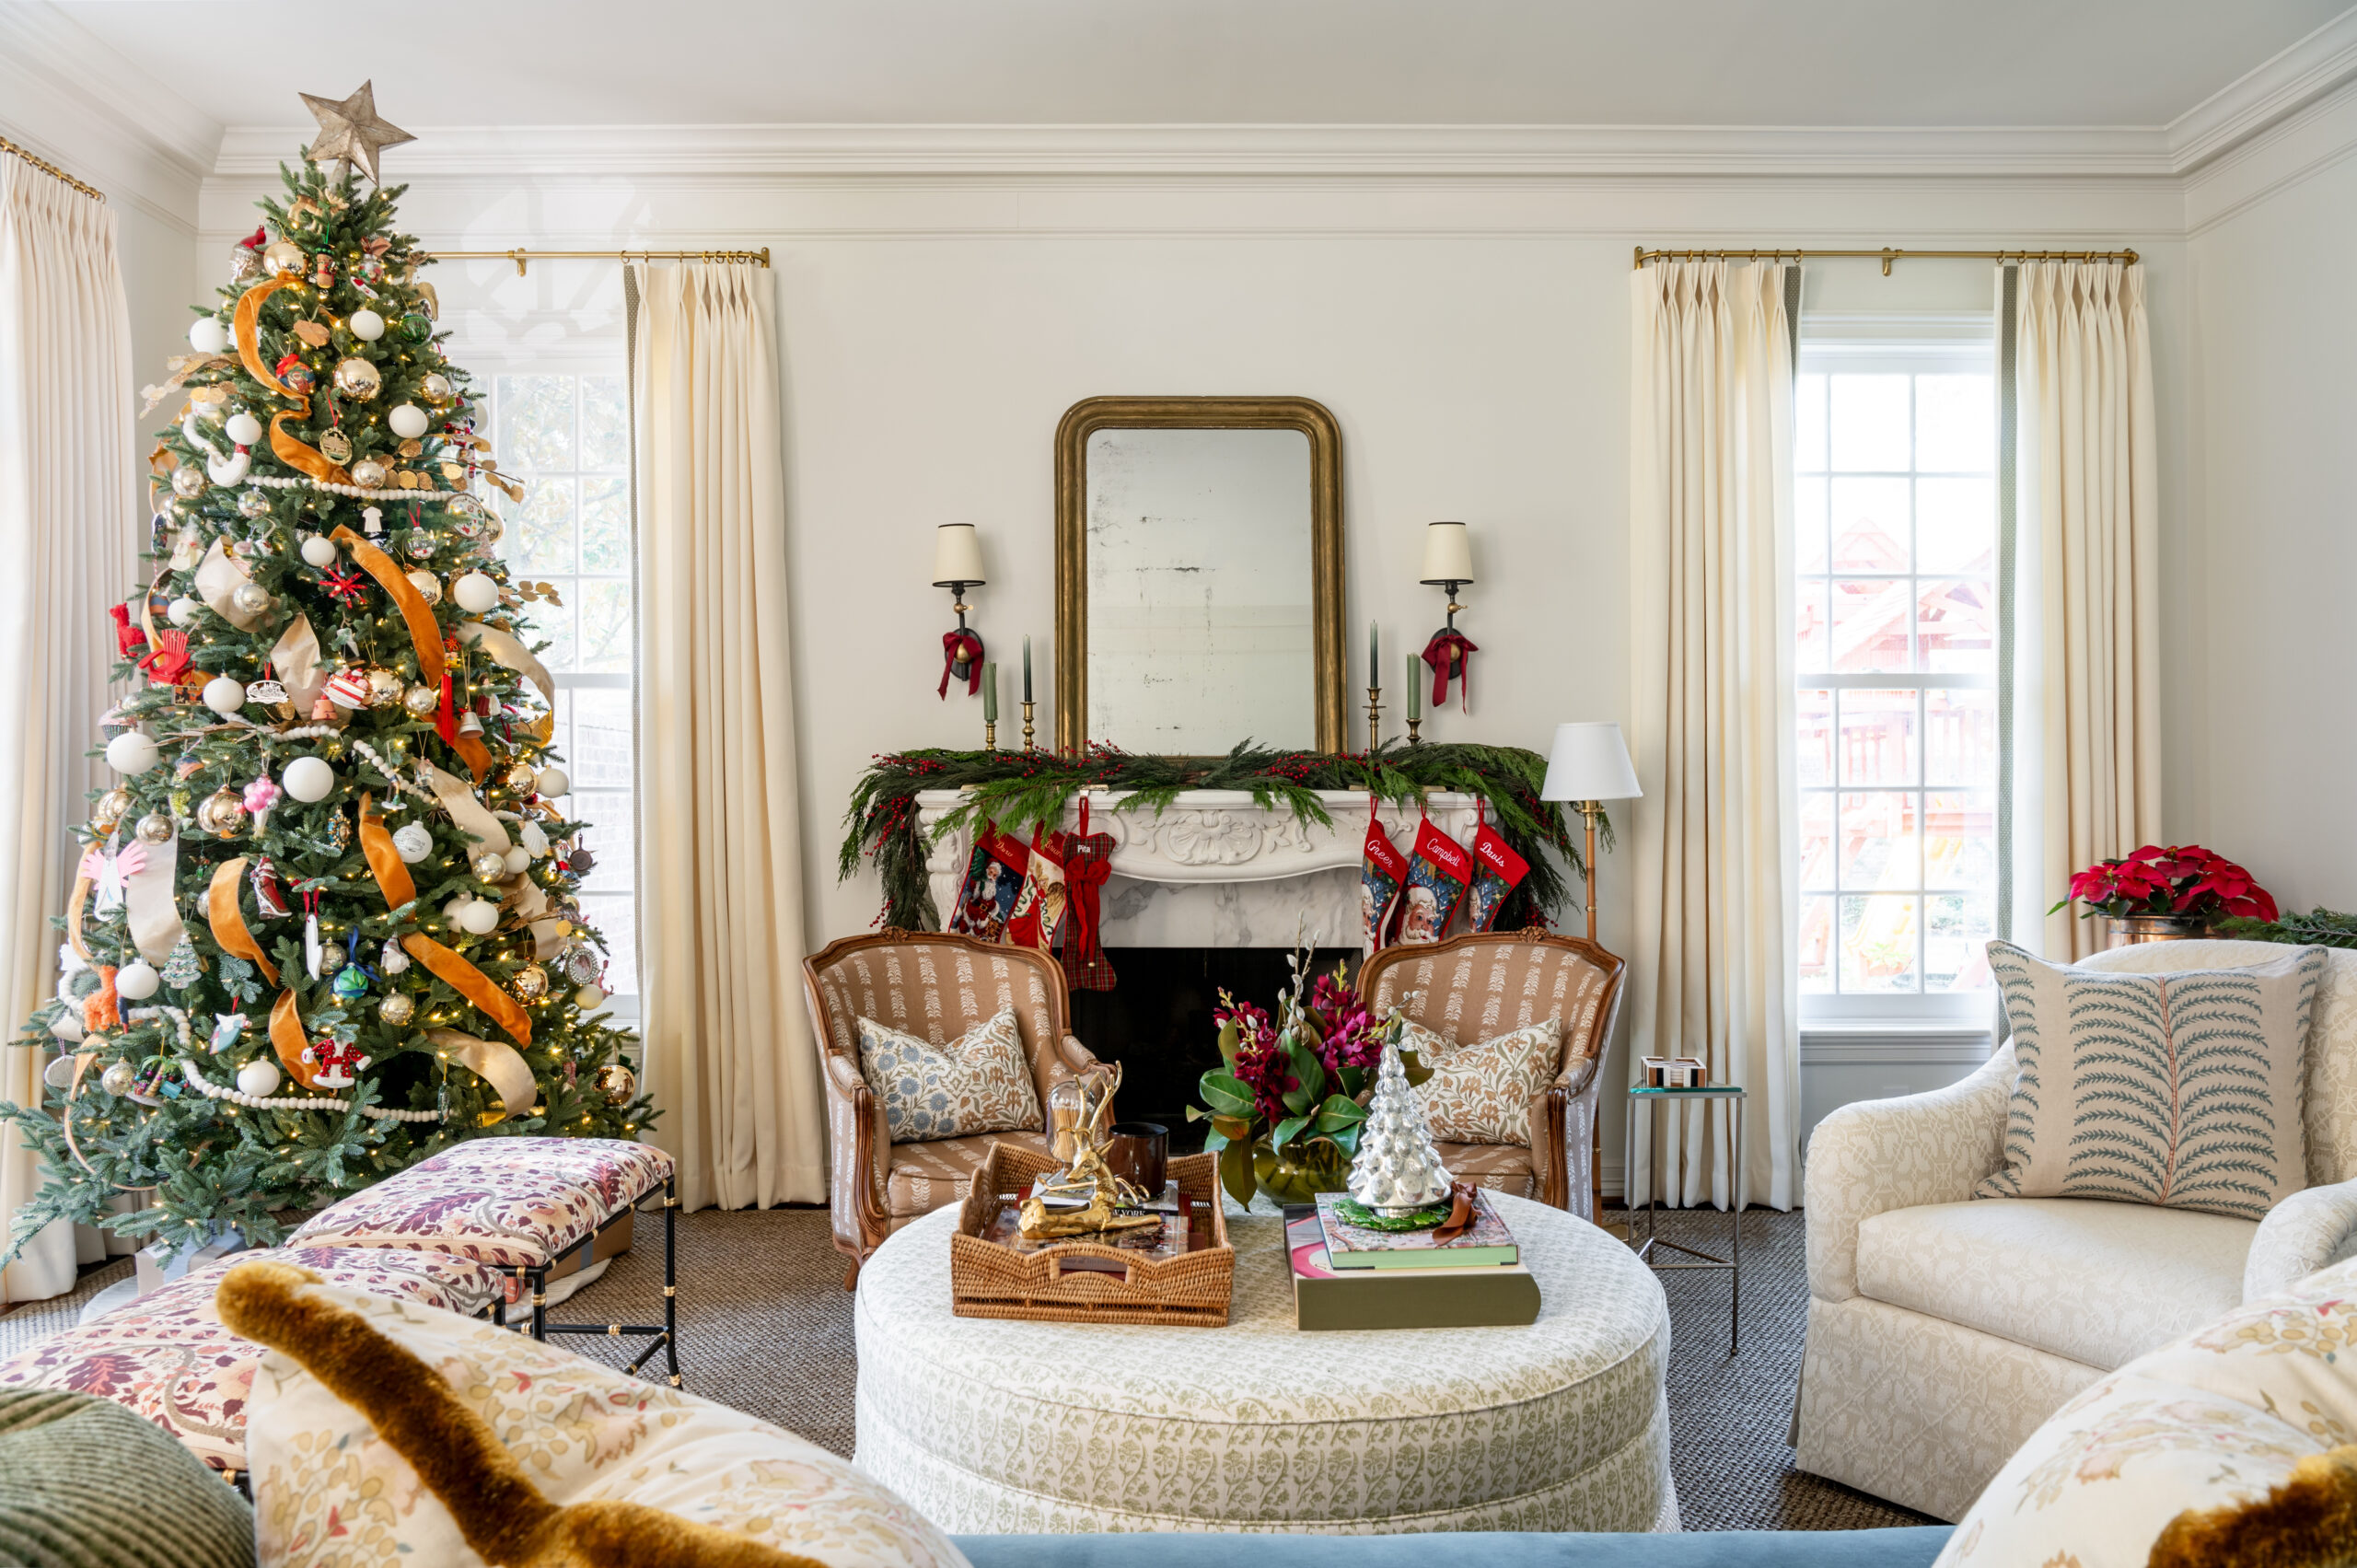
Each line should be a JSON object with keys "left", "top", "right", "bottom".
{"left": 856, "top": 1006, "right": 1040, "bottom": 1144}
{"left": 1399, "top": 1016, "right": 1562, "bottom": 1146}
{"left": 1976, "top": 939, "right": 2326, "bottom": 1220}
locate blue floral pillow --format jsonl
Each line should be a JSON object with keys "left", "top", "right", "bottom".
{"left": 854, "top": 1006, "right": 1040, "bottom": 1144}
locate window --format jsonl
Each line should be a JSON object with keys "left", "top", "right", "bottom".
{"left": 1795, "top": 342, "right": 1997, "bottom": 1016}
{"left": 478, "top": 370, "right": 638, "bottom": 1016}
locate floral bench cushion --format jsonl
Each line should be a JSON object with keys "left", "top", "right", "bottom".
{"left": 287, "top": 1136, "right": 674, "bottom": 1268}
{"left": 0, "top": 1246, "right": 497, "bottom": 1472}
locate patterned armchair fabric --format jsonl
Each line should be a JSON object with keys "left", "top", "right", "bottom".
{"left": 1360, "top": 931, "right": 1626, "bottom": 1219}
{"left": 804, "top": 932, "right": 1104, "bottom": 1280}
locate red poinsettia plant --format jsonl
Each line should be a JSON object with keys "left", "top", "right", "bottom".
{"left": 2051, "top": 844, "right": 2279, "bottom": 923}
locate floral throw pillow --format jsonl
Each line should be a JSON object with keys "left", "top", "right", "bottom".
{"left": 855, "top": 1006, "right": 1040, "bottom": 1144}
{"left": 1399, "top": 1016, "right": 1562, "bottom": 1146}
{"left": 1976, "top": 940, "right": 2325, "bottom": 1220}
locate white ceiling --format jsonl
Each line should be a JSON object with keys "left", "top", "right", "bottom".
{"left": 41, "top": 0, "right": 2355, "bottom": 131}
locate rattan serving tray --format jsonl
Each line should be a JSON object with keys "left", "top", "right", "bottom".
{"left": 950, "top": 1144, "right": 1235, "bottom": 1327}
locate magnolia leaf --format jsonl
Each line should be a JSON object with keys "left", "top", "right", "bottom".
{"left": 1216, "top": 1018, "right": 1240, "bottom": 1068}
{"left": 1313, "top": 1093, "right": 1367, "bottom": 1132}
{"left": 1202, "top": 1126, "right": 1228, "bottom": 1154}
{"left": 1219, "top": 1137, "right": 1256, "bottom": 1209}
{"left": 1199, "top": 1072, "right": 1253, "bottom": 1118}
{"left": 1272, "top": 1113, "right": 1312, "bottom": 1150}
{"left": 1210, "top": 1115, "right": 1251, "bottom": 1143}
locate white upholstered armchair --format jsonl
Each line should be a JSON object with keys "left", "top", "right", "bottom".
{"left": 1794, "top": 939, "right": 2357, "bottom": 1522}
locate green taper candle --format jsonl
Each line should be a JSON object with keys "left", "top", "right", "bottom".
{"left": 1407, "top": 653, "right": 1420, "bottom": 720}
{"left": 982, "top": 662, "right": 997, "bottom": 723}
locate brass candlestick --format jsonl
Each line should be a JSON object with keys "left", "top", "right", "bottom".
{"left": 983, "top": 720, "right": 997, "bottom": 751}
{"left": 1406, "top": 715, "right": 1422, "bottom": 746}
{"left": 1366, "top": 687, "right": 1382, "bottom": 753}
{"left": 1021, "top": 701, "right": 1037, "bottom": 752}
{"left": 1578, "top": 800, "right": 1604, "bottom": 943}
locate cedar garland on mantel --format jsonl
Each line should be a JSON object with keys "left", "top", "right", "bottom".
{"left": 838, "top": 741, "right": 1610, "bottom": 935}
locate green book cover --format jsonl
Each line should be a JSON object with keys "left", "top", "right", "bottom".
{"left": 1286, "top": 1210, "right": 1540, "bottom": 1330}
{"left": 1313, "top": 1190, "right": 1520, "bottom": 1269}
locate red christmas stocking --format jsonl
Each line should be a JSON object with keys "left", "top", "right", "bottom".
{"left": 1061, "top": 798, "right": 1117, "bottom": 991}
{"left": 1467, "top": 799, "right": 1531, "bottom": 933}
{"left": 1359, "top": 798, "right": 1411, "bottom": 958}
{"left": 1005, "top": 830, "right": 1072, "bottom": 953}
{"left": 947, "top": 824, "right": 1029, "bottom": 942}
{"left": 1399, "top": 812, "right": 1474, "bottom": 946}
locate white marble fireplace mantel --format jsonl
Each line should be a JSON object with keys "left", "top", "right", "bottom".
{"left": 915, "top": 788, "right": 1483, "bottom": 948}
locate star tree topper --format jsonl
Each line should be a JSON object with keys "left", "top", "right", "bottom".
{"left": 300, "top": 81, "right": 414, "bottom": 184}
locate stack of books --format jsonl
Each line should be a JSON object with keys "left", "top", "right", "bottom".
{"left": 1286, "top": 1190, "right": 1539, "bottom": 1330}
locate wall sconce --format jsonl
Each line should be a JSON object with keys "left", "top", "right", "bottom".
{"left": 933, "top": 524, "right": 987, "bottom": 700}
{"left": 1419, "top": 521, "right": 1478, "bottom": 713}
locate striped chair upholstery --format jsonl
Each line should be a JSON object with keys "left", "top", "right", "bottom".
{"left": 805, "top": 932, "right": 1106, "bottom": 1283}
{"left": 1361, "top": 930, "right": 1627, "bottom": 1219}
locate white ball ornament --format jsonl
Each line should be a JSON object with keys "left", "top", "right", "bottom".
{"left": 237, "top": 1059, "right": 283, "bottom": 1098}
{"left": 533, "top": 766, "right": 570, "bottom": 799}
{"left": 459, "top": 899, "right": 501, "bottom": 935}
{"left": 188, "top": 317, "right": 230, "bottom": 354}
{"left": 50, "top": 1010, "right": 84, "bottom": 1043}
{"left": 280, "top": 755, "right": 336, "bottom": 803}
{"left": 202, "top": 676, "right": 246, "bottom": 714}
{"left": 168, "top": 597, "right": 202, "bottom": 629}
{"left": 105, "top": 731, "right": 160, "bottom": 775}
{"left": 348, "top": 308, "right": 386, "bottom": 342}
{"left": 391, "top": 821, "right": 434, "bottom": 864}
{"left": 225, "top": 412, "right": 263, "bottom": 447}
{"left": 440, "top": 897, "right": 469, "bottom": 926}
{"left": 575, "top": 984, "right": 606, "bottom": 1010}
{"left": 503, "top": 846, "right": 531, "bottom": 876}
{"left": 300, "top": 534, "right": 338, "bottom": 568}
{"left": 388, "top": 403, "right": 429, "bottom": 439}
{"left": 115, "top": 960, "right": 160, "bottom": 1001}
{"left": 451, "top": 572, "right": 500, "bottom": 614}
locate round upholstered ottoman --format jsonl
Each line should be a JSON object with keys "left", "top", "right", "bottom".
{"left": 853, "top": 1191, "right": 1674, "bottom": 1534}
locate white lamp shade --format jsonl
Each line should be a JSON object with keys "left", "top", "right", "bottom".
{"left": 1419, "top": 521, "right": 1474, "bottom": 586}
{"left": 932, "top": 524, "right": 986, "bottom": 587}
{"left": 1540, "top": 721, "right": 1642, "bottom": 802}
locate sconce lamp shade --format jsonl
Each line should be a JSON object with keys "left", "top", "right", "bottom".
{"left": 932, "top": 524, "right": 986, "bottom": 587}
{"left": 1540, "top": 722, "right": 1642, "bottom": 802}
{"left": 1419, "top": 521, "right": 1475, "bottom": 586}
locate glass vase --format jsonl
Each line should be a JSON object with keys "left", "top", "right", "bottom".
{"left": 1253, "top": 1136, "right": 1353, "bottom": 1205}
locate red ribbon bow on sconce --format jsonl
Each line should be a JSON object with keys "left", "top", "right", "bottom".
{"left": 938, "top": 629, "right": 984, "bottom": 699}
{"left": 1422, "top": 629, "right": 1479, "bottom": 713}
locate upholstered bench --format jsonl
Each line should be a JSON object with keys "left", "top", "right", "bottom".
{"left": 286, "top": 1135, "right": 682, "bottom": 1384}
{"left": 0, "top": 1245, "right": 499, "bottom": 1479}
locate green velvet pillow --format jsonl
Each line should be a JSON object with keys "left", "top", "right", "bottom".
{"left": 0, "top": 1387, "right": 253, "bottom": 1567}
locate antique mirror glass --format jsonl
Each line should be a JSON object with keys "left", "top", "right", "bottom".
{"left": 1055, "top": 398, "right": 1344, "bottom": 752}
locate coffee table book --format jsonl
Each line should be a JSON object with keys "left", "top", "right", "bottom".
{"left": 1285, "top": 1210, "right": 1540, "bottom": 1330}
{"left": 1314, "top": 1189, "right": 1520, "bottom": 1270}
{"left": 949, "top": 1143, "right": 1235, "bottom": 1327}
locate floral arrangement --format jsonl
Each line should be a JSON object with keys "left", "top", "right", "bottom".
{"left": 2052, "top": 844, "right": 2279, "bottom": 924}
{"left": 1189, "top": 931, "right": 1419, "bottom": 1208}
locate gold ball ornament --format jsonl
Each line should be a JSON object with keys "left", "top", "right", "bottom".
{"left": 402, "top": 683, "right": 439, "bottom": 717}
{"left": 503, "top": 763, "right": 538, "bottom": 792}
{"left": 134, "top": 811, "right": 174, "bottom": 845}
{"left": 194, "top": 787, "right": 247, "bottom": 840}
{"left": 93, "top": 787, "right": 134, "bottom": 833}
{"left": 511, "top": 963, "right": 549, "bottom": 1002}
{"left": 262, "top": 238, "right": 305, "bottom": 275}
{"left": 595, "top": 1062, "right": 636, "bottom": 1106}
{"left": 378, "top": 993, "right": 415, "bottom": 1026}
{"left": 366, "top": 668, "right": 405, "bottom": 707}
{"left": 419, "top": 372, "right": 454, "bottom": 407}
{"left": 349, "top": 456, "right": 389, "bottom": 490}
{"left": 171, "top": 465, "right": 208, "bottom": 499}
{"left": 406, "top": 570, "right": 441, "bottom": 605}
{"left": 471, "top": 850, "right": 508, "bottom": 881}
{"left": 332, "top": 357, "right": 382, "bottom": 401}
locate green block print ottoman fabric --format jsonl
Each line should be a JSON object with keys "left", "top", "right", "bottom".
{"left": 1977, "top": 940, "right": 2326, "bottom": 1219}
{"left": 0, "top": 1386, "right": 253, "bottom": 1568}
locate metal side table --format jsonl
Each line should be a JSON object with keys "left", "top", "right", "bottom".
{"left": 1623, "top": 1084, "right": 1746, "bottom": 1353}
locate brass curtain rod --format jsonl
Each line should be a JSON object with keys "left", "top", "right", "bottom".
{"left": 1634, "top": 245, "right": 2138, "bottom": 276}
{"left": 0, "top": 135, "right": 104, "bottom": 203}
{"left": 424, "top": 247, "right": 772, "bottom": 277}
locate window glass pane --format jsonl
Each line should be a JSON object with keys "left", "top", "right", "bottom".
{"left": 1840, "top": 791, "right": 1921, "bottom": 890}
{"left": 1797, "top": 688, "right": 1833, "bottom": 786}
{"left": 1829, "top": 477, "right": 1910, "bottom": 573}
{"left": 580, "top": 476, "right": 629, "bottom": 573}
{"left": 1925, "top": 688, "right": 1997, "bottom": 785}
{"left": 1829, "top": 374, "right": 1910, "bottom": 470}
{"left": 497, "top": 375, "right": 575, "bottom": 472}
{"left": 1917, "top": 477, "right": 1994, "bottom": 574}
{"left": 1917, "top": 578, "right": 1995, "bottom": 672}
{"left": 572, "top": 792, "right": 634, "bottom": 892}
{"left": 1829, "top": 577, "right": 1911, "bottom": 672}
{"left": 1837, "top": 689, "right": 1918, "bottom": 785}
{"left": 1924, "top": 791, "right": 1995, "bottom": 890}
{"left": 576, "top": 893, "right": 636, "bottom": 995}
{"left": 1799, "top": 792, "right": 1835, "bottom": 889}
{"left": 523, "top": 595, "right": 576, "bottom": 672}
{"left": 568, "top": 688, "right": 633, "bottom": 789}
{"left": 1840, "top": 894, "right": 1920, "bottom": 993}
{"left": 1799, "top": 894, "right": 1834, "bottom": 993}
{"left": 1795, "top": 374, "right": 1828, "bottom": 472}
{"left": 504, "top": 476, "right": 575, "bottom": 575}
{"left": 1796, "top": 579, "right": 1829, "bottom": 672}
{"left": 576, "top": 581, "right": 633, "bottom": 673}
{"left": 579, "top": 375, "right": 628, "bottom": 471}
{"left": 1927, "top": 894, "right": 1994, "bottom": 991}
{"left": 1795, "top": 476, "right": 1829, "bottom": 574}
{"left": 1915, "top": 375, "right": 1992, "bottom": 471}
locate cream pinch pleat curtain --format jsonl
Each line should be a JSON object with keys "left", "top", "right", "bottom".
{"left": 1994, "top": 261, "right": 2161, "bottom": 961}
{"left": 626, "top": 262, "right": 825, "bottom": 1209}
{"left": 1625, "top": 259, "right": 1802, "bottom": 1213}
{"left": 0, "top": 159, "right": 136, "bottom": 1304}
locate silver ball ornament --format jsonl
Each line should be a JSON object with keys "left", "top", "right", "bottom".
{"left": 401, "top": 683, "right": 439, "bottom": 717}
{"left": 403, "top": 530, "right": 436, "bottom": 562}
{"left": 230, "top": 583, "right": 273, "bottom": 618}
{"left": 238, "top": 489, "right": 273, "bottom": 519}
{"left": 101, "top": 1061, "right": 139, "bottom": 1097}
{"left": 172, "top": 465, "right": 208, "bottom": 499}
{"left": 471, "top": 850, "right": 507, "bottom": 881}
{"left": 134, "top": 811, "right": 175, "bottom": 845}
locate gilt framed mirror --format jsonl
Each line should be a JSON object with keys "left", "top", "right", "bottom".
{"left": 1054, "top": 396, "right": 1345, "bottom": 753}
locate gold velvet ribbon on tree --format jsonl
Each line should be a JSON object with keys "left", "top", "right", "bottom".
{"left": 329, "top": 524, "right": 495, "bottom": 782}
{"left": 232, "top": 274, "right": 354, "bottom": 488}
{"left": 204, "top": 857, "right": 322, "bottom": 1089}
{"left": 356, "top": 795, "right": 534, "bottom": 1052}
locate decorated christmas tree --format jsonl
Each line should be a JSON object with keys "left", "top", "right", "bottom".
{"left": 0, "top": 86, "right": 649, "bottom": 1268}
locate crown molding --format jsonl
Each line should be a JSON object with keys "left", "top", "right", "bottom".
{"left": 0, "top": 4, "right": 218, "bottom": 230}
{"left": 213, "top": 121, "right": 2183, "bottom": 181}
{"left": 2168, "top": 6, "right": 2357, "bottom": 172}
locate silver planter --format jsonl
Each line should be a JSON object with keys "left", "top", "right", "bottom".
{"left": 2104, "top": 913, "right": 2210, "bottom": 947}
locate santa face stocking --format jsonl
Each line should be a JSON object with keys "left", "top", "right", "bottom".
{"left": 1467, "top": 805, "right": 1531, "bottom": 933}
{"left": 1360, "top": 806, "right": 1411, "bottom": 958}
{"left": 947, "top": 825, "right": 1030, "bottom": 942}
{"left": 1399, "top": 815, "right": 1473, "bottom": 946}
{"left": 1004, "top": 830, "right": 1071, "bottom": 953}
